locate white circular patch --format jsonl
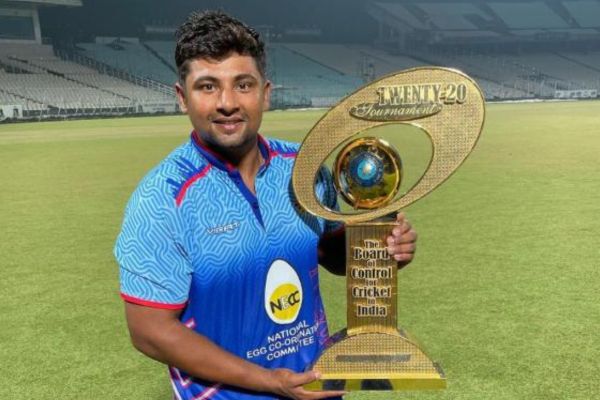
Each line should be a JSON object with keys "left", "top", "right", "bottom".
{"left": 264, "top": 259, "right": 303, "bottom": 325}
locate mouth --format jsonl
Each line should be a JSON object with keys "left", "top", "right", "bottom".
{"left": 212, "top": 117, "right": 245, "bottom": 133}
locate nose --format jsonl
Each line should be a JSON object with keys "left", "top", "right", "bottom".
{"left": 217, "top": 87, "right": 239, "bottom": 115}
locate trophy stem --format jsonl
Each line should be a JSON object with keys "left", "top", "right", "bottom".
{"left": 304, "top": 219, "right": 446, "bottom": 391}
{"left": 346, "top": 220, "right": 399, "bottom": 336}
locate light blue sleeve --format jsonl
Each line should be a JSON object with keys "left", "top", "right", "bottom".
{"left": 114, "top": 175, "right": 192, "bottom": 308}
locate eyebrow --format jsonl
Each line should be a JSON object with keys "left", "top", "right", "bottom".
{"left": 191, "top": 74, "right": 259, "bottom": 86}
{"left": 234, "top": 74, "right": 258, "bottom": 82}
{"left": 191, "top": 76, "right": 218, "bottom": 85}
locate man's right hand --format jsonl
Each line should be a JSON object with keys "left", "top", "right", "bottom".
{"left": 266, "top": 369, "right": 346, "bottom": 400}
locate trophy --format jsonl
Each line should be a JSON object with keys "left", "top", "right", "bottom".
{"left": 292, "top": 67, "right": 485, "bottom": 391}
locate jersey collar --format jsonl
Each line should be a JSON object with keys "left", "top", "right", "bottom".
{"left": 190, "top": 131, "right": 272, "bottom": 174}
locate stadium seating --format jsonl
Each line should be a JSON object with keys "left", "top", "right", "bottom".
{"left": 146, "top": 41, "right": 176, "bottom": 70}
{"left": 409, "top": 50, "right": 535, "bottom": 98}
{"left": 371, "top": 2, "right": 429, "bottom": 30}
{"left": 267, "top": 44, "right": 362, "bottom": 107}
{"left": 559, "top": 51, "right": 600, "bottom": 76}
{"left": 417, "top": 3, "right": 487, "bottom": 30}
{"left": 501, "top": 53, "right": 598, "bottom": 91}
{"left": 0, "top": 71, "right": 129, "bottom": 109}
{"left": 0, "top": 43, "right": 177, "bottom": 116}
{"left": 78, "top": 41, "right": 177, "bottom": 85}
{"left": 346, "top": 46, "right": 425, "bottom": 77}
{"left": 1, "top": 10, "right": 598, "bottom": 121}
{"left": 0, "top": 83, "right": 47, "bottom": 111}
{"left": 280, "top": 43, "right": 363, "bottom": 76}
{"left": 282, "top": 43, "right": 424, "bottom": 78}
{"left": 489, "top": 2, "right": 569, "bottom": 29}
{"left": 562, "top": 1, "right": 600, "bottom": 28}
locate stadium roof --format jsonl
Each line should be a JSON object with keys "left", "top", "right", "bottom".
{"left": 3, "top": 0, "right": 82, "bottom": 6}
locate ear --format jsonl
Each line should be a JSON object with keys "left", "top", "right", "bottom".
{"left": 175, "top": 82, "right": 188, "bottom": 114}
{"left": 262, "top": 80, "right": 272, "bottom": 111}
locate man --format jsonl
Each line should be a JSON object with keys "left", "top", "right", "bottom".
{"left": 114, "top": 10, "right": 417, "bottom": 400}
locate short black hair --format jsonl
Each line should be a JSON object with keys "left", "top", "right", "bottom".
{"left": 175, "top": 10, "right": 267, "bottom": 84}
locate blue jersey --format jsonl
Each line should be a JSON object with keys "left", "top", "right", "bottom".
{"left": 114, "top": 132, "right": 340, "bottom": 400}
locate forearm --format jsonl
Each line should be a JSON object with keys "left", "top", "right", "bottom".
{"left": 127, "top": 307, "right": 273, "bottom": 393}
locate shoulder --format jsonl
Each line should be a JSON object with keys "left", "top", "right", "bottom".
{"left": 127, "top": 141, "right": 209, "bottom": 212}
{"left": 265, "top": 137, "right": 300, "bottom": 159}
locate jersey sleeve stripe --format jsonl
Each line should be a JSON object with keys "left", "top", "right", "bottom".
{"left": 271, "top": 151, "right": 298, "bottom": 158}
{"left": 121, "top": 293, "right": 187, "bottom": 310}
{"left": 192, "top": 383, "right": 222, "bottom": 400}
{"left": 175, "top": 165, "right": 212, "bottom": 206}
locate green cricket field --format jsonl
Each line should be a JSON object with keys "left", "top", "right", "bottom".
{"left": 0, "top": 100, "right": 598, "bottom": 399}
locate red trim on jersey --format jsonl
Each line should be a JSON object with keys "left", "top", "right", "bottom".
{"left": 121, "top": 293, "right": 187, "bottom": 310}
{"left": 175, "top": 165, "right": 212, "bottom": 206}
{"left": 265, "top": 137, "right": 298, "bottom": 160}
{"left": 270, "top": 151, "right": 297, "bottom": 159}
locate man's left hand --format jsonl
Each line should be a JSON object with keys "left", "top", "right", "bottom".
{"left": 386, "top": 212, "right": 417, "bottom": 268}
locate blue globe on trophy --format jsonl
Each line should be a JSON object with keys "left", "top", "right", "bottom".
{"left": 333, "top": 137, "right": 402, "bottom": 209}
{"left": 348, "top": 152, "right": 384, "bottom": 188}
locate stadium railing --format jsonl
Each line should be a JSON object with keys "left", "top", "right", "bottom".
{"left": 56, "top": 47, "right": 175, "bottom": 98}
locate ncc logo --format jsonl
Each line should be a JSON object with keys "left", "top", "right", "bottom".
{"left": 264, "top": 259, "right": 303, "bottom": 324}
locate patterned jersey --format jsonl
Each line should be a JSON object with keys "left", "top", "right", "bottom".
{"left": 114, "top": 132, "right": 341, "bottom": 400}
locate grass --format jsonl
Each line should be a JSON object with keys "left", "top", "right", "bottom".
{"left": 0, "top": 101, "right": 599, "bottom": 399}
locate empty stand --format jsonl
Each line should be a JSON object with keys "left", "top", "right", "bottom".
{"left": 371, "top": 2, "right": 430, "bottom": 30}
{"left": 563, "top": 1, "right": 600, "bottom": 28}
{"left": 489, "top": 2, "right": 570, "bottom": 29}
{"left": 146, "top": 41, "right": 176, "bottom": 70}
{"left": 78, "top": 41, "right": 177, "bottom": 85}
{"left": 0, "top": 43, "right": 177, "bottom": 117}
{"left": 417, "top": 3, "right": 486, "bottom": 30}
{"left": 268, "top": 44, "right": 362, "bottom": 107}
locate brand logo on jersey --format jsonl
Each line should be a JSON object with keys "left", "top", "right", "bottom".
{"left": 264, "top": 260, "right": 303, "bottom": 324}
{"left": 206, "top": 221, "right": 240, "bottom": 235}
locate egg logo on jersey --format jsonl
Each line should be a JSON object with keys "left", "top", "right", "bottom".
{"left": 264, "top": 260, "right": 303, "bottom": 324}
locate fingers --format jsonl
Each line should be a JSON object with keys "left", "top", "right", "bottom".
{"left": 387, "top": 213, "right": 417, "bottom": 264}
{"left": 275, "top": 369, "right": 347, "bottom": 400}
{"left": 389, "top": 218, "right": 417, "bottom": 245}
{"left": 292, "top": 385, "right": 347, "bottom": 400}
{"left": 300, "top": 389, "right": 348, "bottom": 400}
{"left": 395, "top": 211, "right": 405, "bottom": 223}
{"left": 388, "top": 228, "right": 417, "bottom": 245}
{"left": 288, "top": 370, "right": 321, "bottom": 386}
{"left": 386, "top": 242, "right": 416, "bottom": 255}
{"left": 386, "top": 242, "right": 415, "bottom": 262}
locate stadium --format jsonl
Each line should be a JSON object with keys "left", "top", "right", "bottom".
{"left": 1, "top": 0, "right": 598, "bottom": 399}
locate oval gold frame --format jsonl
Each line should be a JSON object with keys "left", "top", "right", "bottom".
{"left": 292, "top": 67, "right": 485, "bottom": 224}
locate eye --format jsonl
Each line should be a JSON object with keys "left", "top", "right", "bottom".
{"left": 198, "top": 83, "right": 215, "bottom": 92}
{"left": 237, "top": 81, "right": 254, "bottom": 92}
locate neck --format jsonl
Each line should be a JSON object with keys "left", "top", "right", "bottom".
{"left": 196, "top": 133, "right": 264, "bottom": 192}
{"left": 229, "top": 138, "right": 263, "bottom": 178}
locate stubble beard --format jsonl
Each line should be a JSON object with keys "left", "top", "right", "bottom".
{"left": 202, "top": 125, "right": 258, "bottom": 162}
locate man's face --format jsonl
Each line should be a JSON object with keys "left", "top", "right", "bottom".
{"left": 176, "top": 53, "right": 271, "bottom": 153}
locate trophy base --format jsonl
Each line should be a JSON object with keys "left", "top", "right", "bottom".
{"left": 304, "top": 328, "right": 446, "bottom": 391}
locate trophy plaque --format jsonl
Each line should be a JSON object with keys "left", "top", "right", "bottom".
{"left": 292, "top": 67, "right": 485, "bottom": 391}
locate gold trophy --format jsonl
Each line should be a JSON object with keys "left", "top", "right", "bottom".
{"left": 292, "top": 67, "right": 485, "bottom": 391}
